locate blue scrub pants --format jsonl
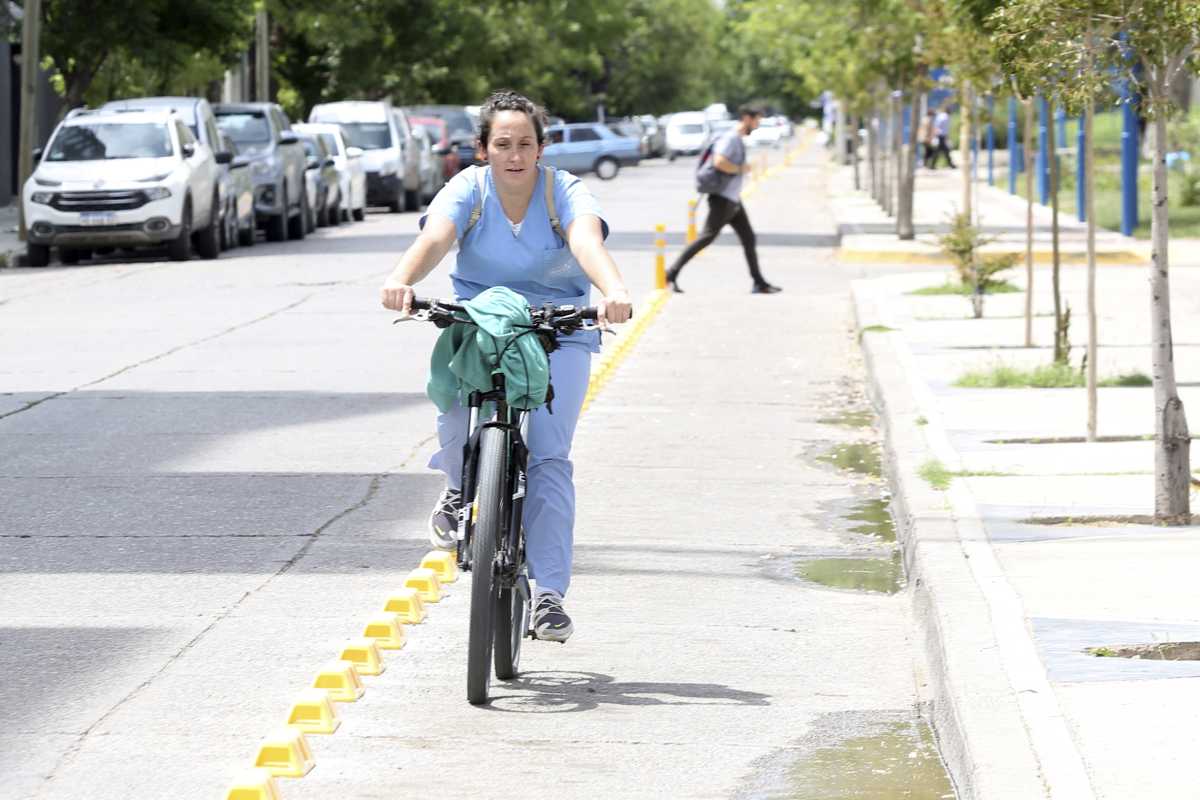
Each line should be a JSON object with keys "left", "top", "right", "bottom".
{"left": 428, "top": 343, "right": 591, "bottom": 597}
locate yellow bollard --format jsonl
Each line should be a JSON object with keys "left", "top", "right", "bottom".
{"left": 654, "top": 223, "right": 667, "bottom": 290}
{"left": 686, "top": 199, "right": 697, "bottom": 244}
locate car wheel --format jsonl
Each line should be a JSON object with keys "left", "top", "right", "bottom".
{"left": 193, "top": 193, "right": 221, "bottom": 260}
{"left": 329, "top": 198, "right": 341, "bottom": 226}
{"left": 168, "top": 200, "right": 194, "bottom": 261}
{"left": 223, "top": 199, "right": 238, "bottom": 250}
{"left": 388, "top": 184, "right": 403, "bottom": 213}
{"left": 25, "top": 243, "right": 50, "bottom": 267}
{"left": 594, "top": 157, "right": 620, "bottom": 180}
{"left": 288, "top": 187, "right": 307, "bottom": 240}
{"left": 59, "top": 247, "right": 82, "bottom": 265}
{"left": 238, "top": 218, "right": 255, "bottom": 247}
{"left": 352, "top": 206, "right": 365, "bottom": 222}
{"left": 405, "top": 185, "right": 421, "bottom": 212}
{"left": 668, "top": 150, "right": 677, "bottom": 162}
{"left": 267, "top": 186, "right": 288, "bottom": 242}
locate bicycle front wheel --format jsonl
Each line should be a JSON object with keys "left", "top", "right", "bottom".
{"left": 494, "top": 575, "right": 529, "bottom": 681}
{"left": 467, "top": 427, "right": 507, "bottom": 706}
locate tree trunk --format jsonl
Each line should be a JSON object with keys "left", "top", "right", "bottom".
{"left": 869, "top": 110, "right": 879, "bottom": 202}
{"left": 1148, "top": 72, "right": 1191, "bottom": 523}
{"left": 853, "top": 115, "right": 862, "bottom": 191}
{"left": 882, "top": 102, "right": 893, "bottom": 216}
{"left": 836, "top": 99, "right": 848, "bottom": 166}
{"left": 1085, "top": 32, "right": 1098, "bottom": 442}
{"left": 1023, "top": 98, "right": 1035, "bottom": 348}
{"left": 892, "top": 91, "right": 904, "bottom": 231}
{"left": 960, "top": 81, "right": 973, "bottom": 220}
{"left": 898, "top": 87, "right": 919, "bottom": 240}
{"left": 1050, "top": 105, "right": 1066, "bottom": 364}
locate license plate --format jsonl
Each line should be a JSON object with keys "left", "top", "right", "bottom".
{"left": 79, "top": 212, "right": 117, "bottom": 227}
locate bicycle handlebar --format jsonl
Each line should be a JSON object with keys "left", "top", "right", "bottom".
{"left": 410, "top": 296, "right": 600, "bottom": 323}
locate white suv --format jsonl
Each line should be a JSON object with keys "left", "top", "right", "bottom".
{"left": 22, "top": 109, "right": 222, "bottom": 266}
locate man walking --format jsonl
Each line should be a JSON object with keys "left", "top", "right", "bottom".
{"left": 665, "top": 105, "right": 781, "bottom": 294}
{"left": 929, "top": 106, "right": 955, "bottom": 169}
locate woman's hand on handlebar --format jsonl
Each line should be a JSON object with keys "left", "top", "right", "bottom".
{"left": 381, "top": 280, "right": 416, "bottom": 317}
{"left": 597, "top": 289, "right": 633, "bottom": 328}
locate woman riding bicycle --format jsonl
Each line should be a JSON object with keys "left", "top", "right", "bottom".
{"left": 380, "top": 90, "right": 632, "bottom": 643}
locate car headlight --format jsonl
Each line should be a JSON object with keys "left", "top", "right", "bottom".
{"left": 250, "top": 160, "right": 272, "bottom": 177}
{"left": 144, "top": 187, "right": 171, "bottom": 201}
{"left": 31, "top": 191, "right": 54, "bottom": 205}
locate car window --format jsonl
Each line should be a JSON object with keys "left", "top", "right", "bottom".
{"left": 205, "top": 117, "right": 222, "bottom": 150}
{"left": 317, "top": 133, "right": 340, "bottom": 156}
{"left": 677, "top": 123, "right": 705, "bottom": 134}
{"left": 547, "top": 128, "right": 565, "bottom": 145}
{"left": 409, "top": 106, "right": 476, "bottom": 137}
{"left": 176, "top": 121, "right": 196, "bottom": 146}
{"left": 339, "top": 122, "right": 393, "bottom": 150}
{"left": 273, "top": 108, "right": 290, "bottom": 133}
{"left": 46, "top": 123, "right": 174, "bottom": 161}
{"left": 216, "top": 112, "right": 273, "bottom": 145}
{"left": 569, "top": 127, "right": 600, "bottom": 143}
{"left": 393, "top": 113, "right": 410, "bottom": 139}
{"left": 301, "top": 138, "right": 319, "bottom": 158}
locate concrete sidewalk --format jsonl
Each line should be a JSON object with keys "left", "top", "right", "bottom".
{"left": 834, "top": 158, "right": 1200, "bottom": 797}
{"left": 832, "top": 162, "right": 1157, "bottom": 265}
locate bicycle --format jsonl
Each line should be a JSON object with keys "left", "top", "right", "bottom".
{"left": 407, "top": 296, "right": 599, "bottom": 705}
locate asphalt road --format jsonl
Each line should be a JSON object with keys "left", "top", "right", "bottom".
{"left": 0, "top": 148, "right": 943, "bottom": 799}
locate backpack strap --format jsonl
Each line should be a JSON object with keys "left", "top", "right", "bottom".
{"left": 461, "top": 165, "right": 487, "bottom": 243}
{"left": 542, "top": 165, "right": 566, "bottom": 244}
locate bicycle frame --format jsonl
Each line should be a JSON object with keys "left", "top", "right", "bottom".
{"left": 455, "top": 371, "right": 531, "bottom": 598}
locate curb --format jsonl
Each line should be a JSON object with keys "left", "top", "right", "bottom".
{"left": 851, "top": 279, "right": 1097, "bottom": 800}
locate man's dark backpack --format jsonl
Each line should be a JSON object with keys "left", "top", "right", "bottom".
{"left": 695, "top": 139, "right": 734, "bottom": 195}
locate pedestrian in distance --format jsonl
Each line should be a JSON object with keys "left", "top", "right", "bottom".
{"left": 929, "top": 106, "right": 956, "bottom": 170}
{"left": 380, "top": 89, "right": 633, "bottom": 643}
{"left": 918, "top": 109, "right": 935, "bottom": 169}
{"left": 665, "top": 105, "right": 782, "bottom": 295}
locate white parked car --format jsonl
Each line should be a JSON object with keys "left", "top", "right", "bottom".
{"left": 665, "top": 111, "right": 710, "bottom": 160}
{"left": 22, "top": 109, "right": 222, "bottom": 266}
{"left": 294, "top": 122, "right": 366, "bottom": 222}
{"left": 308, "top": 101, "right": 421, "bottom": 212}
{"left": 749, "top": 117, "right": 784, "bottom": 148}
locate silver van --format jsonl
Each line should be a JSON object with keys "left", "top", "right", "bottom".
{"left": 308, "top": 101, "right": 421, "bottom": 212}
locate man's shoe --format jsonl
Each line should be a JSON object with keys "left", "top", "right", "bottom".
{"left": 666, "top": 269, "right": 684, "bottom": 294}
{"left": 751, "top": 282, "right": 782, "bottom": 294}
{"left": 427, "top": 487, "right": 461, "bottom": 550}
{"left": 532, "top": 591, "right": 574, "bottom": 642}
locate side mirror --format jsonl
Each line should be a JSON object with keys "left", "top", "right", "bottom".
{"left": 324, "top": 157, "right": 335, "bottom": 168}
{"left": 231, "top": 156, "right": 250, "bottom": 169}
{"left": 279, "top": 132, "right": 299, "bottom": 146}
{"left": 32, "top": 147, "right": 42, "bottom": 163}
{"left": 214, "top": 151, "right": 234, "bottom": 165}
{"left": 181, "top": 143, "right": 196, "bottom": 158}
{"left": 305, "top": 156, "right": 319, "bottom": 171}
{"left": 346, "top": 146, "right": 364, "bottom": 159}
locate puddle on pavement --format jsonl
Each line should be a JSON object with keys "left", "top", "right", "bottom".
{"left": 818, "top": 408, "right": 875, "bottom": 428}
{"left": 796, "top": 552, "right": 903, "bottom": 594}
{"left": 817, "top": 442, "right": 882, "bottom": 478}
{"left": 1087, "top": 642, "right": 1200, "bottom": 660}
{"left": 738, "top": 709, "right": 956, "bottom": 799}
{"left": 846, "top": 497, "right": 896, "bottom": 542}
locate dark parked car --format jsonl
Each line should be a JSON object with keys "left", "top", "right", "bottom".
{"left": 214, "top": 102, "right": 308, "bottom": 241}
{"left": 405, "top": 105, "right": 479, "bottom": 170}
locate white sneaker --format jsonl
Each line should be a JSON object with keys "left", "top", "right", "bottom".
{"left": 532, "top": 592, "right": 573, "bottom": 642}
{"left": 427, "top": 487, "right": 461, "bottom": 550}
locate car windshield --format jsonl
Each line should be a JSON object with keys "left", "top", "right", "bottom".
{"left": 609, "top": 124, "right": 638, "bottom": 137}
{"left": 317, "top": 133, "right": 340, "bottom": 155}
{"left": 409, "top": 107, "right": 475, "bottom": 137}
{"left": 339, "top": 122, "right": 393, "bottom": 150}
{"left": 46, "top": 123, "right": 173, "bottom": 161}
{"left": 216, "top": 112, "right": 272, "bottom": 144}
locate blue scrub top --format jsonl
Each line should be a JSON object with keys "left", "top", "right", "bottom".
{"left": 420, "top": 165, "right": 609, "bottom": 310}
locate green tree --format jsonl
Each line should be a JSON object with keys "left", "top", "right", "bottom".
{"left": 39, "top": 0, "right": 254, "bottom": 109}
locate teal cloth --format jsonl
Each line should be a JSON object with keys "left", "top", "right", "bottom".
{"left": 426, "top": 286, "right": 551, "bottom": 413}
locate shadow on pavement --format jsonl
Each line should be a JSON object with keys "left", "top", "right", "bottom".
{"left": 486, "top": 670, "right": 771, "bottom": 713}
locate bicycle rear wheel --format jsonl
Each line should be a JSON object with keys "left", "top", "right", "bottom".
{"left": 494, "top": 574, "right": 529, "bottom": 680}
{"left": 467, "top": 427, "right": 507, "bottom": 705}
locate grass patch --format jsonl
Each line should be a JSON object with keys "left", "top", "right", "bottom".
{"left": 919, "top": 459, "right": 952, "bottom": 490}
{"left": 915, "top": 415, "right": 928, "bottom": 426}
{"left": 908, "top": 280, "right": 1021, "bottom": 296}
{"left": 955, "top": 363, "right": 1152, "bottom": 389}
{"left": 859, "top": 324, "right": 896, "bottom": 341}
